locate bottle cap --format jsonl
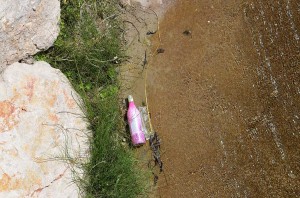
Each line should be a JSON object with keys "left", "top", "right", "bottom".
{"left": 128, "top": 95, "right": 134, "bottom": 102}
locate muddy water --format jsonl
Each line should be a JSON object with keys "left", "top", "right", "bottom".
{"left": 147, "top": 0, "right": 300, "bottom": 197}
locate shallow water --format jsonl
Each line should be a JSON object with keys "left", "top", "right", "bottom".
{"left": 148, "top": 0, "right": 300, "bottom": 197}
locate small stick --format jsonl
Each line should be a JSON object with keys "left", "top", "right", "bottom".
{"left": 123, "top": 20, "right": 141, "bottom": 42}
{"left": 142, "top": 50, "right": 147, "bottom": 69}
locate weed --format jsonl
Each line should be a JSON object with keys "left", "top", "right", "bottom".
{"left": 36, "top": 0, "right": 148, "bottom": 197}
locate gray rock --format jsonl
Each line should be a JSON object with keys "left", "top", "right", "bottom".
{"left": 0, "top": 0, "right": 60, "bottom": 68}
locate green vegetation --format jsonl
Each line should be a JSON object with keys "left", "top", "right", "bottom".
{"left": 36, "top": 0, "right": 148, "bottom": 197}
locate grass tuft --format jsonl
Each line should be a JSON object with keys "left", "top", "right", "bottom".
{"left": 36, "top": 0, "right": 148, "bottom": 197}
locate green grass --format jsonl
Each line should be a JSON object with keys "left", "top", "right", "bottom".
{"left": 36, "top": 0, "right": 148, "bottom": 197}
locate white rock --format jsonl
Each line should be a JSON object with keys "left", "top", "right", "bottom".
{"left": 120, "top": 0, "right": 163, "bottom": 8}
{"left": 0, "top": 62, "right": 88, "bottom": 197}
{"left": 0, "top": 0, "right": 60, "bottom": 68}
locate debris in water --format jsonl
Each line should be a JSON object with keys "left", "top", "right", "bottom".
{"left": 153, "top": 173, "right": 159, "bottom": 185}
{"left": 183, "top": 30, "right": 192, "bottom": 36}
{"left": 146, "top": 30, "right": 157, "bottom": 35}
{"left": 142, "top": 50, "right": 147, "bottom": 69}
{"left": 149, "top": 132, "right": 163, "bottom": 185}
{"left": 157, "top": 48, "right": 165, "bottom": 54}
{"left": 288, "top": 171, "right": 296, "bottom": 179}
{"left": 149, "top": 132, "right": 163, "bottom": 172}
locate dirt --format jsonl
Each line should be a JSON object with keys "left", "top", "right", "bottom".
{"left": 119, "top": 0, "right": 174, "bottom": 105}
{"left": 118, "top": 1, "right": 173, "bottom": 196}
{"left": 146, "top": 0, "right": 300, "bottom": 197}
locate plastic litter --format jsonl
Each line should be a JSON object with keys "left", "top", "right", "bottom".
{"left": 127, "top": 95, "right": 146, "bottom": 146}
{"left": 138, "top": 106, "right": 153, "bottom": 140}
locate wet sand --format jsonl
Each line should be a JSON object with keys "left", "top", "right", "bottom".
{"left": 147, "top": 0, "right": 300, "bottom": 197}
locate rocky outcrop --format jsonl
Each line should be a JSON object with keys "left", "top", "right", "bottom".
{"left": 0, "top": 62, "right": 88, "bottom": 197}
{"left": 0, "top": 0, "right": 60, "bottom": 67}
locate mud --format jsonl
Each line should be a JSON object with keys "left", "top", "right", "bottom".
{"left": 119, "top": 0, "right": 175, "bottom": 106}
{"left": 147, "top": 0, "right": 300, "bottom": 197}
{"left": 118, "top": 1, "right": 173, "bottom": 196}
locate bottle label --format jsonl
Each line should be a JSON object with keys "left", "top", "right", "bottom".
{"left": 129, "top": 118, "right": 141, "bottom": 134}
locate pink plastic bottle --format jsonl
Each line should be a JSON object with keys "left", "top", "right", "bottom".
{"left": 127, "top": 95, "right": 146, "bottom": 146}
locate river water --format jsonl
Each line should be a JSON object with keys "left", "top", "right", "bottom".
{"left": 147, "top": 0, "right": 300, "bottom": 197}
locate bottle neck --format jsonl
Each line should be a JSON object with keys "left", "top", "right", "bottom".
{"left": 129, "top": 101, "right": 135, "bottom": 108}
